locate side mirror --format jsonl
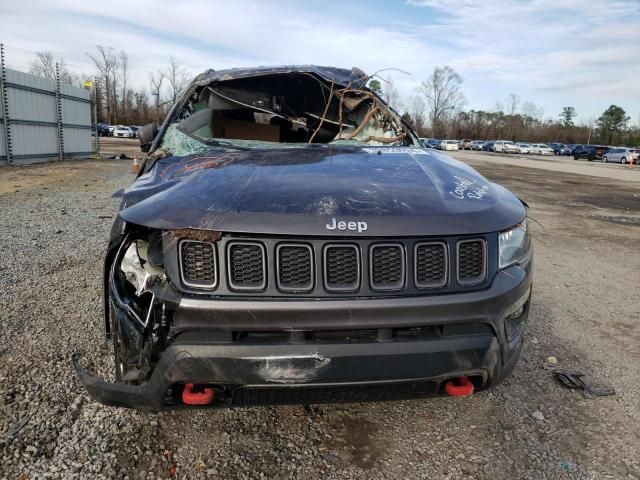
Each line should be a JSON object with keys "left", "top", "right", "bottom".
{"left": 138, "top": 123, "right": 158, "bottom": 152}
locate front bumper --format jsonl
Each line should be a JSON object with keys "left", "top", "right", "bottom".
{"left": 75, "top": 263, "right": 532, "bottom": 409}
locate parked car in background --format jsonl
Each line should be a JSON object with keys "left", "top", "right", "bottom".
{"left": 493, "top": 140, "right": 518, "bottom": 153}
{"left": 573, "top": 145, "right": 607, "bottom": 161}
{"left": 420, "top": 138, "right": 437, "bottom": 148}
{"left": 440, "top": 140, "right": 459, "bottom": 151}
{"left": 113, "top": 126, "right": 135, "bottom": 138}
{"left": 470, "top": 140, "right": 485, "bottom": 150}
{"left": 130, "top": 126, "right": 140, "bottom": 138}
{"left": 515, "top": 142, "right": 532, "bottom": 154}
{"left": 530, "top": 144, "right": 554, "bottom": 155}
{"left": 602, "top": 147, "right": 639, "bottom": 164}
{"left": 459, "top": 139, "right": 472, "bottom": 150}
{"left": 548, "top": 143, "right": 571, "bottom": 156}
{"left": 96, "top": 123, "right": 110, "bottom": 137}
{"left": 570, "top": 144, "right": 584, "bottom": 155}
{"left": 482, "top": 141, "right": 496, "bottom": 151}
{"left": 108, "top": 125, "right": 116, "bottom": 136}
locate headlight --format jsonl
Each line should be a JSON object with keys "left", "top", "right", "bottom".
{"left": 499, "top": 219, "right": 532, "bottom": 269}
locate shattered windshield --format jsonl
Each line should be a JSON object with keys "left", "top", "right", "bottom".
{"left": 161, "top": 124, "right": 324, "bottom": 156}
{"left": 159, "top": 72, "right": 415, "bottom": 154}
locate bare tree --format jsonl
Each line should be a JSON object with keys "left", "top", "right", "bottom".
{"left": 407, "top": 94, "right": 426, "bottom": 134}
{"left": 421, "top": 66, "right": 465, "bottom": 137}
{"left": 166, "top": 56, "right": 191, "bottom": 105}
{"left": 506, "top": 93, "right": 520, "bottom": 139}
{"left": 381, "top": 77, "right": 403, "bottom": 112}
{"left": 29, "top": 51, "right": 79, "bottom": 85}
{"left": 87, "top": 46, "right": 119, "bottom": 123}
{"left": 29, "top": 51, "right": 58, "bottom": 80}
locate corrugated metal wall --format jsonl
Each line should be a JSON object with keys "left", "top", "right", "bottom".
{"left": 0, "top": 63, "right": 94, "bottom": 165}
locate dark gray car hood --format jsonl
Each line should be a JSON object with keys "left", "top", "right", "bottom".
{"left": 119, "top": 146, "right": 525, "bottom": 237}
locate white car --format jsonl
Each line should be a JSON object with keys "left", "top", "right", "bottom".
{"left": 602, "top": 147, "right": 639, "bottom": 164}
{"left": 516, "top": 142, "right": 532, "bottom": 154}
{"left": 440, "top": 140, "right": 459, "bottom": 151}
{"left": 470, "top": 140, "right": 485, "bottom": 150}
{"left": 113, "top": 126, "right": 135, "bottom": 138}
{"left": 530, "top": 143, "right": 554, "bottom": 155}
{"left": 493, "top": 140, "right": 518, "bottom": 153}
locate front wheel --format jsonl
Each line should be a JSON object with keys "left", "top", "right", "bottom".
{"left": 603, "top": 156, "right": 608, "bottom": 163}
{"left": 620, "top": 157, "right": 627, "bottom": 164}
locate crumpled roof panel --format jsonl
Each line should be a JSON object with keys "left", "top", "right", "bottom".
{"left": 192, "top": 65, "right": 369, "bottom": 89}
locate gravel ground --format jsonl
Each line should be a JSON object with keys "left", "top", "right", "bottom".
{"left": 1, "top": 151, "right": 639, "bottom": 479}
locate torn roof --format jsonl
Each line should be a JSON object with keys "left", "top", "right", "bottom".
{"left": 191, "top": 65, "right": 370, "bottom": 89}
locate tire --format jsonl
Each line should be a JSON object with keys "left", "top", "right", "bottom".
{"left": 603, "top": 156, "right": 608, "bottom": 163}
{"left": 621, "top": 157, "right": 627, "bottom": 164}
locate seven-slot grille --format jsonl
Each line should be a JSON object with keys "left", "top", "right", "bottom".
{"left": 457, "top": 239, "right": 486, "bottom": 285}
{"left": 324, "top": 245, "right": 360, "bottom": 292}
{"left": 179, "top": 240, "right": 217, "bottom": 288}
{"left": 277, "top": 244, "right": 314, "bottom": 292}
{"left": 370, "top": 244, "right": 405, "bottom": 290}
{"left": 178, "top": 237, "right": 488, "bottom": 293}
{"left": 227, "top": 242, "right": 266, "bottom": 290}
{"left": 414, "top": 242, "right": 447, "bottom": 288}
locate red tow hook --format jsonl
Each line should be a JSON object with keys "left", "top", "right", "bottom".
{"left": 444, "top": 376, "right": 475, "bottom": 397}
{"left": 182, "top": 383, "right": 215, "bottom": 405}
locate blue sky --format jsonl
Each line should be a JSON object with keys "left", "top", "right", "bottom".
{"left": 1, "top": 0, "right": 639, "bottom": 124}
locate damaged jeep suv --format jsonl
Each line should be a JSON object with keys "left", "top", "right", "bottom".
{"left": 74, "top": 66, "right": 533, "bottom": 409}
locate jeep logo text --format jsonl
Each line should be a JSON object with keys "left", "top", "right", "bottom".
{"left": 325, "top": 218, "right": 368, "bottom": 233}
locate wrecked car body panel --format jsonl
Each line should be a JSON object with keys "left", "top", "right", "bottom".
{"left": 118, "top": 147, "right": 525, "bottom": 236}
{"left": 75, "top": 65, "right": 533, "bottom": 409}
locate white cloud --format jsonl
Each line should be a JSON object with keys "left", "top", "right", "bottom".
{"left": 1, "top": 0, "right": 638, "bottom": 118}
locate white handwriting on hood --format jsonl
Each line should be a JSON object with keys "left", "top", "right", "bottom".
{"left": 450, "top": 176, "right": 489, "bottom": 200}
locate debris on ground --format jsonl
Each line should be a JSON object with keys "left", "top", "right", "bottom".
{"left": 109, "top": 153, "right": 132, "bottom": 160}
{"left": 552, "top": 369, "right": 615, "bottom": 398}
{"left": 532, "top": 410, "right": 545, "bottom": 421}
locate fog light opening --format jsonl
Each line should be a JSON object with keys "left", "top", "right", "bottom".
{"left": 505, "top": 300, "right": 529, "bottom": 344}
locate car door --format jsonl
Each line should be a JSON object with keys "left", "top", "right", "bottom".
{"left": 618, "top": 148, "right": 629, "bottom": 163}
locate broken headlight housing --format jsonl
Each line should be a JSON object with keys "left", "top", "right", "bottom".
{"left": 498, "top": 218, "right": 532, "bottom": 269}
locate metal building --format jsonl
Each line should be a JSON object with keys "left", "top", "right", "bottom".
{"left": 0, "top": 47, "right": 94, "bottom": 165}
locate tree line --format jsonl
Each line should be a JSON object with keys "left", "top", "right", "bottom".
{"left": 369, "top": 66, "right": 639, "bottom": 147}
{"left": 30, "top": 51, "right": 639, "bottom": 146}
{"left": 29, "top": 47, "right": 191, "bottom": 126}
